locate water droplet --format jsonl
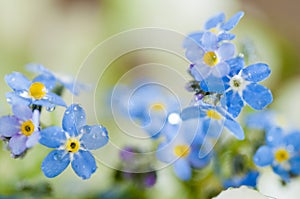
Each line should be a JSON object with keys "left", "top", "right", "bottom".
{"left": 65, "top": 111, "right": 70, "bottom": 115}
{"left": 73, "top": 106, "right": 78, "bottom": 111}
{"left": 46, "top": 106, "right": 56, "bottom": 112}
{"left": 11, "top": 78, "right": 15, "bottom": 82}
{"left": 92, "top": 133, "right": 98, "bottom": 139}
{"left": 102, "top": 132, "right": 106, "bottom": 137}
{"left": 6, "top": 98, "right": 11, "bottom": 103}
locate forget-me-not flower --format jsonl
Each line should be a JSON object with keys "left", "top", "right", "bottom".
{"left": 0, "top": 105, "right": 40, "bottom": 157}
{"left": 5, "top": 72, "right": 66, "bottom": 109}
{"left": 253, "top": 127, "right": 300, "bottom": 182}
{"left": 39, "top": 104, "right": 109, "bottom": 179}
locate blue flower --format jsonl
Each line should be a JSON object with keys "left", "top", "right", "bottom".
{"left": 0, "top": 105, "right": 40, "bottom": 157}
{"left": 156, "top": 117, "right": 211, "bottom": 181}
{"left": 220, "top": 59, "right": 273, "bottom": 117}
{"left": 223, "top": 170, "right": 259, "bottom": 188}
{"left": 114, "top": 83, "right": 181, "bottom": 139}
{"left": 186, "top": 31, "right": 236, "bottom": 80}
{"left": 253, "top": 127, "right": 300, "bottom": 182}
{"left": 26, "top": 64, "right": 89, "bottom": 95}
{"left": 39, "top": 104, "right": 109, "bottom": 179}
{"left": 181, "top": 103, "right": 244, "bottom": 140}
{"left": 245, "top": 110, "right": 283, "bottom": 131}
{"left": 5, "top": 72, "right": 66, "bottom": 109}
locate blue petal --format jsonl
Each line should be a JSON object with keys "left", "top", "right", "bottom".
{"left": 46, "top": 92, "right": 67, "bottom": 107}
{"left": 205, "top": 12, "right": 225, "bottom": 30}
{"left": 0, "top": 116, "right": 20, "bottom": 137}
{"left": 156, "top": 140, "right": 175, "bottom": 163}
{"left": 243, "top": 83, "right": 273, "bottom": 110}
{"left": 72, "top": 150, "right": 97, "bottom": 179}
{"left": 190, "top": 64, "right": 211, "bottom": 81}
{"left": 290, "top": 156, "right": 300, "bottom": 175}
{"left": 212, "top": 62, "right": 230, "bottom": 77}
{"left": 26, "top": 131, "right": 40, "bottom": 148}
{"left": 218, "top": 43, "right": 235, "bottom": 60}
{"left": 224, "top": 117, "right": 244, "bottom": 139}
{"left": 26, "top": 63, "right": 52, "bottom": 75}
{"left": 284, "top": 132, "right": 300, "bottom": 151}
{"left": 6, "top": 92, "right": 31, "bottom": 106}
{"left": 185, "top": 47, "right": 205, "bottom": 64}
{"left": 62, "top": 104, "right": 86, "bottom": 136}
{"left": 242, "top": 63, "right": 271, "bottom": 82}
{"left": 80, "top": 125, "right": 109, "bottom": 150}
{"left": 245, "top": 110, "right": 274, "bottom": 130}
{"left": 9, "top": 134, "right": 27, "bottom": 155}
{"left": 173, "top": 158, "right": 191, "bottom": 181}
{"left": 189, "top": 148, "right": 211, "bottom": 168}
{"left": 201, "top": 32, "right": 218, "bottom": 51}
{"left": 273, "top": 165, "right": 290, "bottom": 182}
{"left": 39, "top": 127, "right": 66, "bottom": 148}
{"left": 226, "top": 56, "right": 244, "bottom": 76}
{"left": 218, "top": 32, "right": 236, "bottom": 41}
{"left": 220, "top": 11, "right": 244, "bottom": 31}
{"left": 42, "top": 150, "right": 70, "bottom": 178}
{"left": 253, "top": 146, "right": 273, "bottom": 166}
{"left": 265, "top": 127, "right": 284, "bottom": 147}
{"left": 33, "top": 74, "right": 56, "bottom": 90}
{"left": 5, "top": 72, "right": 31, "bottom": 91}
{"left": 200, "top": 75, "right": 226, "bottom": 93}
{"left": 221, "top": 90, "right": 244, "bottom": 118}
{"left": 12, "top": 104, "right": 32, "bottom": 121}
{"left": 183, "top": 32, "right": 203, "bottom": 48}
{"left": 203, "top": 119, "right": 224, "bottom": 138}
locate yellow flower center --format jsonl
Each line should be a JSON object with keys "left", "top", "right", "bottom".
{"left": 21, "top": 120, "right": 35, "bottom": 136}
{"left": 151, "top": 103, "right": 165, "bottom": 111}
{"left": 275, "top": 148, "right": 289, "bottom": 163}
{"left": 207, "top": 109, "right": 222, "bottom": 120}
{"left": 29, "top": 82, "right": 46, "bottom": 100}
{"left": 203, "top": 51, "right": 218, "bottom": 67}
{"left": 66, "top": 138, "right": 80, "bottom": 153}
{"left": 174, "top": 145, "right": 190, "bottom": 158}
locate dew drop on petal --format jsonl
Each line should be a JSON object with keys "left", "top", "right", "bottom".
{"left": 46, "top": 106, "right": 56, "bottom": 112}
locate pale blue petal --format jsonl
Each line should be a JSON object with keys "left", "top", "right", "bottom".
{"left": 42, "top": 150, "right": 70, "bottom": 178}
{"left": 80, "top": 125, "right": 109, "bottom": 150}
{"left": 12, "top": 104, "right": 32, "bottom": 121}
{"left": 39, "top": 127, "right": 66, "bottom": 148}
{"left": 190, "top": 64, "right": 211, "bottom": 81}
{"left": 189, "top": 148, "right": 211, "bottom": 168}
{"left": 156, "top": 141, "right": 175, "bottom": 163}
{"left": 284, "top": 132, "right": 300, "bottom": 151}
{"left": 45, "top": 92, "right": 67, "bottom": 107}
{"left": 221, "top": 11, "right": 244, "bottom": 31}
{"left": 6, "top": 92, "right": 31, "bottom": 106}
{"left": 32, "top": 74, "right": 56, "bottom": 90}
{"left": 183, "top": 32, "right": 203, "bottom": 48}
{"left": 173, "top": 158, "right": 191, "bottom": 181}
{"left": 203, "top": 119, "right": 224, "bottom": 138}
{"left": 9, "top": 134, "right": 27, "bottom": 155}
{"left": 181, "top": 106, "right": 201, "bottom": 121}
{"left": 72, "top": 150, "right": 97, "bottom": 180}
{"left": 218, "top": 43, "right": 235, "bottom": 60}
{"left": 212, "top": 62, "right": 230, "bottom": 77}
{"left": 200, "top": 75, "right": 226, "bottom": 93}
{"left": 205, "top": 12, "right": 225, "bottom": 30}
{"left": 242, "top": 63, "right": 271, "bottom": 82}
{"left": 265, "top": 127, "right": 284, "bottom": 147}
{"left": 62, "top": 104, "right": 86, "bottom": 136}
{"left": 224, "top": 117, "right": 244, "bottom": 139}
{"left": 290, "top": 157, "right": 300, "bottom": 175}
{"left": 5, "top": 72, "right": 31, "bottom": 91}
{"left": 26, "top": 131, "right": 40, "bottom": 148}
{"left": 243, "top": 83, "right": 273, "bottom": 110}
{"left": 185, "top": 47, "right": 205, "bottom": 63}
{"left": 253, "top": 146, "right": 273, "bottom": 166}
{"left": 26, "top": 63, "right": 52, "bottom": 75}
{"left": 201, "top": 32, "right": 218, "bottom": 51}
{"left": 218, "top": 32, "right": 235, "bottom": 41}
{"left": 0, "top": 116, "right": 20, "bottom": 137}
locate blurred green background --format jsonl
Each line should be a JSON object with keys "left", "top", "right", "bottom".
{"left": 0, "top": 0, "right": 299, "bottom": 198}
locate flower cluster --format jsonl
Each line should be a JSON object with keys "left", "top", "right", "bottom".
{"left": 0, "top": 65, "right": 108, "bottom": 179}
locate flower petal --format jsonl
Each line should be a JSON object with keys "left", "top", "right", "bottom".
{"left": 0, "top": 116, "right": 20, "bottom": 137}
{"left": 220, "top": 11, "right": 244, "bottom": 31}
{"left": 190, "top": 64, "right": 211, "bottom": 81}
{"left": 218, "top": 43, "right": 235, "bottom": 60}
{"left": 243, "top": 83, "right": 273, "bottom": 110}
{"left": 218, "top": 32, "right": 235, "bottom": 41}
{"left": 242, "top": 63, "right": 271, "bottom": 82}
{"left": 5, "top": 72, "right": 31, "bottom": 91}
{"left": 45, "top": 92, "right": 67, "bottom": 107}
{"left": 62, "top": 104, "right": 86, "bottom": 136}
{"left": 200, "top": 75, "right": 226, "bottom": 93}
{"left": 212, "top": 62, "right": 230, "bottom": 77}
{"left": 201, "top": 32, "right": 218, "bottom": 51}
{"left": 253, "top": 146, "right": 273, "bottom": 166}
{"left": 290, "top": 156, "right": 300, "bottom": 175}
{"left": 12, "top": 104, "right": 32, "bottom": 121}
{"left": 205, "top": 12, "right": 225, "bottom": 30}
{"left": 39, "top": 126, "right": 66, "bottom": 148}
{"left": 181, "top": 106, "right": 201, "bottom": 121}
{"left": 26, "top": 131, "right": 40, "bottom": 148}
{"left": 9, "top": 134, "right": 27, "bottom": 156}
{"left": 224, "top": 117, "right": 244, "bottom": 140}
{"left": 221, "top": 90, "right": 244, "bottom": 118}
{"left": 173, "top": 158, "right": 191, "bottom": 181}
{"left": 189, "top": 148, "right": 211, "bottom": 168}
{"left": 226, "top": 56, "right": 244, "bottom": 76}
{"left": 80, "top": 125, "right": 109, "bottom": 150}
{"left": 265, "top": 127, "right": 284, "bottom": 147}
{"left": 32, "top": 74, "right": 56, "bottom": 90}
{"left": 72, "top": 150, "right": 97, "bottom": 180}
{"left": 42, "top": 150, "right": 70, "bottom": 178}
{"left": 6, "top": 92, "right": 31, "bottom": 106}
